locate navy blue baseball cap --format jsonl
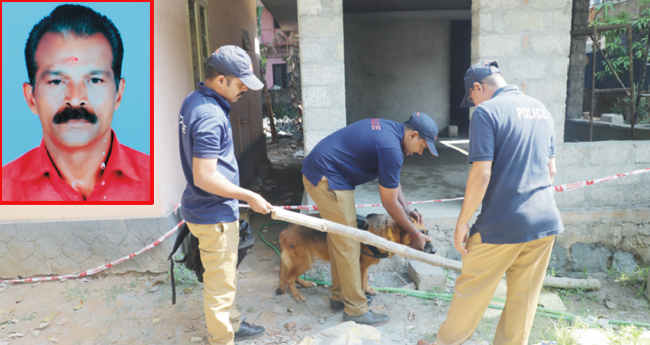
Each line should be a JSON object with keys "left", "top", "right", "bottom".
{"left": 406, "top": 112, "right": 439, "bottom": 156}
{"left": 207, "top": 45, "right": 264, "bottom": 90}
{"left": 460, "top": 60, "right": 500, "bottom": 108}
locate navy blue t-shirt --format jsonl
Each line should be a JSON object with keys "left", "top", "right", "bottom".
{"left": 302, "top": 119, "right": 404, "bottom": 190}
{"left": 178, "top": 83, "right": 239, "bottom": 224}
{"left": 468, "top": 85, "right": 564, "bottom": 244}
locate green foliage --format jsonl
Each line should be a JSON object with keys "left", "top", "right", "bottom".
{"left": 608, "top": 325, "right": 650, "bottom": 345}
{"left": 103, "top": 283, "right": 127, "bottom": 302}
{"left": 593, "top": 0, "right": 650, "bottom": 81}
{"left": 611, "top": 265, "right": 649, "bottom": 298}
{"left": 62, "top": 282, "right": 98, "bottom": 302}
{"left": 172, "top": 254, "right": 200, "bottom": 290}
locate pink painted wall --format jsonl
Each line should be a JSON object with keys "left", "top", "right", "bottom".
{"left": 260, "top": 7, "right": 287, "bottom": 89}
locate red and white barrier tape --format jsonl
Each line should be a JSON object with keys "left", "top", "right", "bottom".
{"left": 3, "top": 168, "right": 647, "bottom": 284}
{"left": 240, "top": 196, "right": 466, "bottom": 210}
{"left": 240, "top": 167, "right": 650, "bottom": 210}
{"left": 0, "top": 220, "right": 185, "bottom": 284}
{"left": 553, "top": 167, "right": 650, "bottom": 192}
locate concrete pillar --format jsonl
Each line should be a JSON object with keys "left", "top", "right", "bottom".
{"left": 566, "top": 0, "right": 589, "bottom": 119}
{"left": 297, "top": 0, "right": 346, "bottom": 154}
{"left": 471, "top": 0, "right": 573, "bottom": 145}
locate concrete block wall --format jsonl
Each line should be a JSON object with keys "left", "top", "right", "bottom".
{"left": 472, "top": 0, "right": 572, "bottom": 146}
{"left": 0, "top": 211, "right": 182, "bottom": 279}
{"left": 297, "top": 0, "right": 347, "bottom": 154}
{"left": 555, "top": 141, "right": 650, "bottom": 209}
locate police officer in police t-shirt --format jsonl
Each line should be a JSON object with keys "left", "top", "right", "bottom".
{"left": 418, "top": 61, "right": 564, "bottom": 345}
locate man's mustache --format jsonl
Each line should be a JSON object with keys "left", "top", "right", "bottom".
{"left": 53, "top": 107, "right": 98, "bottom": 124}
{"left": 238, "top": 91, "right": 246, "bottom": 97}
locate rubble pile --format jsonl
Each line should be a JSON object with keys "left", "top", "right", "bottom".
{"left": 264, "top": 116, "right": 304, "bottom": 159}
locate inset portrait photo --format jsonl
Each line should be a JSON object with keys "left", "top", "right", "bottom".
{"left": 1, "top": 2, "right": 152, "bottom": 203}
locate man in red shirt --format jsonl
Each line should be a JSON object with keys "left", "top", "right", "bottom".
{"left": 2, "top": 5, "right": 149, "bottom": 202}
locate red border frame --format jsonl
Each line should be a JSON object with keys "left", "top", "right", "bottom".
{"left": 0, "top": 0, "right": 154, "bottom": 205}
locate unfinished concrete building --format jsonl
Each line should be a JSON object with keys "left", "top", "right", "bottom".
{"left": 261, "top": 0, "right": 650, "bottom": 273}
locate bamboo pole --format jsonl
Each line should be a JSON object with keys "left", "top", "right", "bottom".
{"left": 271, "top": 208, "right": 602, "bottom": 291}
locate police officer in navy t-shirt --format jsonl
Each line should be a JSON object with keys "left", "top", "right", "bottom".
{"left": 417, "top": 61, "right": 564, "bottom": 345}
{"left": 178, "top": 46, "right": 272, "bottom": 345}
{"left": 302, "top": 113, "right": 438, "bottom": 326}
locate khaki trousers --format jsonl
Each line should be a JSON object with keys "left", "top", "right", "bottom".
{"left": 303, "top": 175, "right": 369, "bottom": 316}
{"left": 436, "top": 233, "right": 555, "bottom": 345}
{"left": 187, "top": 221, "right": 242, "bottom": 345}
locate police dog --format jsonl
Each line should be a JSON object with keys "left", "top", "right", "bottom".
{"left": 276, "top": 213, "right": 435, "bottom": 301}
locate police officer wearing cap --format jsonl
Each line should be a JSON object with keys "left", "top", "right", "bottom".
{"left": 178, "top": 45, "right": 273, "bottom": 344}
{"left": 416, "top": 61, "right": 563, "bottom": 345}
{"left": 302, "top": 113, "right": 438, "bottom": 326}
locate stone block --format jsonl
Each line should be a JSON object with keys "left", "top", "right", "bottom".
{"left": 71, "top": 220, "right": 100, "bottom": 245}
{"left": 298, "top": 0, "right": 322, "bottom": 16}
{"left": 600, "top": 113, "right": 624, "bottom": 124}
{"left": 646, "top": 275, "right": 650, "bottom": 300}
{"left": 505, "top": 12, "right": 544, "bottom": 32}
{"left": 548, "top": 244, "right": 567, "bottom": 271}
{"left": 0, "top": 223, "right": 17, "bottom": 243}
{"left": 7, "top": 235, "right": 35, "bottom": 261}
{"left": 62, "top": 235, "right": 93, "bottom": 264}
{"left": 299, "top": 17, "right": 342, "bottom": 39}
{"left": 632, "top": 142, "right": 650, "bottom": 164}
{"left": 529, "top": 35, "right": 571, "bottom": 55}
{"left": 0, "top": 254, "right": 26, "bottom": 278}
{"left": 23, "top": 253, "right": 51, "bottom": 277}
{"left": 148, "top": 237, "right": 172, "bottom": 265}
{"left": 480, "top": 0, "right": 521, "bottom": 10}
{"left": 0, "top": 242, "right": 6, "bottom": 259}
{"left": 80, "top": 255, "right": 109, "bottom": 273}
{"left": 135, "top": 253, "right": 163, "bottom": 273}
{"left": 92, "top": 235, "right": 119, "bottom": 261}
{"left": 302, "top": 86, "right": 332, "bottom": 108}
{"left": 100, "top": 219, "right": 128, "bottom": 245}
{"left": 407, "top": 260, "right": 446, "bottom": 291}
{"left": 16, "top": 223, "right": 40, "bottom": 242}
{"left": 109, "top": 257, "right": 140, "bottom": 274}
{"left": 41, "top": 221, "right": 72, "bottom": 246}
{"left": 570, "top": 242, "right": 612, "bottom": 272}
{"left": 34, "top": 235, "right": 62, "bottom": 259}
{"left": 301, "top": 65, "right": 344, "bottom": 86}
{"left": 119, "top": 233, "right": 145, "bottom": 257}
{"left": 50, "top": 254, "right": 80, "bottom": 276}
{"left": 478, "top": 35, "right": 522, "bottom": 57}
{"left": 612, "top": 251, "right": 637, "bottom": 274}
{"left": 126, "top": 218, "right": 158, "bottom": 244}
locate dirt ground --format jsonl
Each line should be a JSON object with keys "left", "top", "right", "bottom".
{"left": 1, "top": 143, "right": 649, "bottom": 345}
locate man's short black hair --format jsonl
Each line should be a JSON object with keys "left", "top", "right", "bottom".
{"left": 205, "top": 64, "right": 231, "bottom": 85}
{"left": 25, "top": 4, "right": 124, "bottom": 90}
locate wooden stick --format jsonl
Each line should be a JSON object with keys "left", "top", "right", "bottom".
{"left": 271, "top": 208, "right": 602, "bottom": 291}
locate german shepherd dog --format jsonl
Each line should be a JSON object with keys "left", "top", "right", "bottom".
{"left": 276, "top": 213, "right": 435, "bottom": 301}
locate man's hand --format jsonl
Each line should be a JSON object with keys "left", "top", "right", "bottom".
{"left": 410, "top": 233, "right": 432, "bottom": 251}
{"left": 247, "top": 193, "right": 273, "bottom": 214}
{"left": 454, "top": 222, "right": 470, "bottom": 256}
{"left": 407, "top": 210, "right": 423, "bottom": 224}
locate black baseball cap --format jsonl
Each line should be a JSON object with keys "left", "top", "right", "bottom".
{"left": 405, "top": 112, "right": 439, "bottom": 156}
{"left": 207, "top": 45, "right": 264, "bottom": 90}
{"left": 460, "top": 60, "right": 500, "bottom": 107}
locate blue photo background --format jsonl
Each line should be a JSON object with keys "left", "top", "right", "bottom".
{"left": 2, "top": 2, "right": 151, "bottom": 165}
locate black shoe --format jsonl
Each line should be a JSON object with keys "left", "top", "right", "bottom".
{"left": 330, "top": 295, "right": 373, "bottom": 311}
{"left": 234, "top": 321, "right": 265, "bottom": 342}
{"left": 343, "top": 309, "right": 390, "bottom": 326}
